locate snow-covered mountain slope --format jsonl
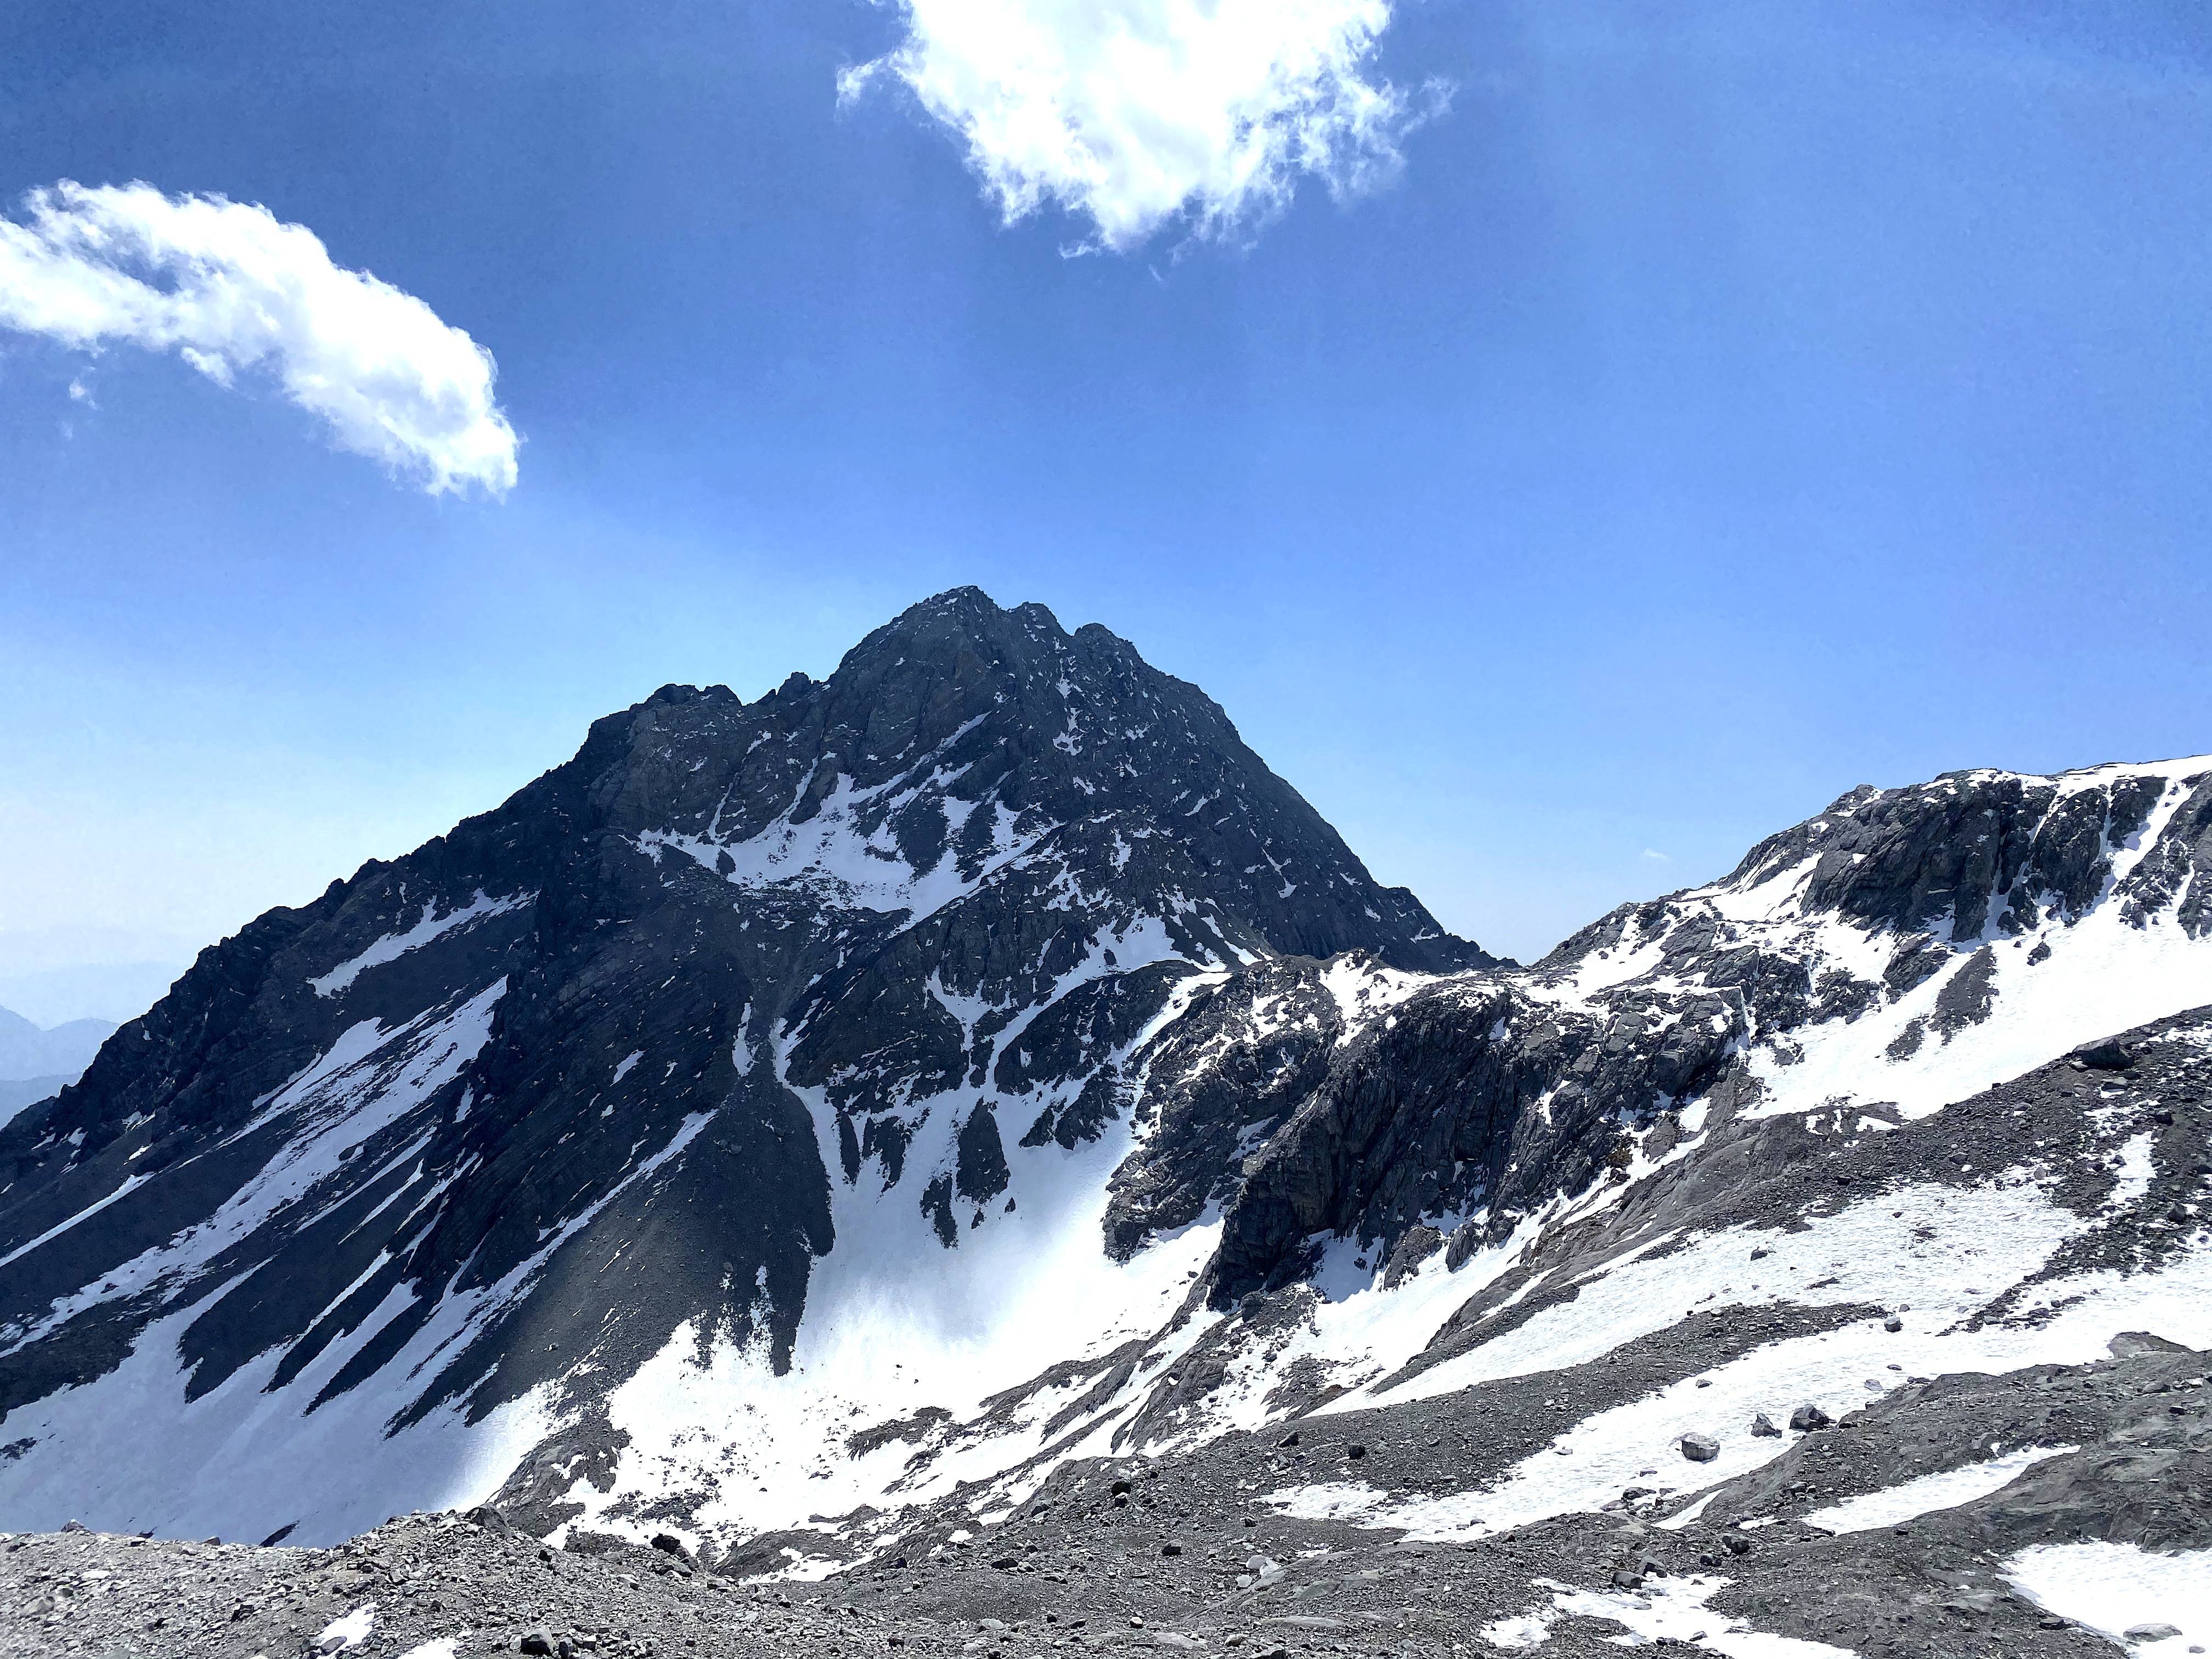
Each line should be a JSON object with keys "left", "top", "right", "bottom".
{"left": 0, "top": 595, "right": 2204, "bottom": 1595}
{"left": 0, "top": 590, "right": 1487, "bottom": 1545}
{"left": 505, "top": 756, "right": 2212, "bottom": 1574}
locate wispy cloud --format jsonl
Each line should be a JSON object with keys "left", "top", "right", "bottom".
{"left": 0, "top": 181, "right": 518, "bottom": 496}
{"left": 842, "top": 0, "right": 1441, "bottom": 251}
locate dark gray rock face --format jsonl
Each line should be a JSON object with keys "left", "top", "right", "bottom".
{"left": 1146, "top": 964, "right": 1743, "bottom": 1304}
{"left": 1931, "top": 944, "right": 2000, "bottom": 1034}
{"left": 0, "top": 589, "right": 1489, "bottom": 1522}
{"left": 1712, "top": 766, "right": 2198, "bottom": 942}
{"left": 1092, "top": 758, "right": 2212, "bottom": 1307}
{"left": 953, "top": 1105, "right": 1009, "bottom": 1206}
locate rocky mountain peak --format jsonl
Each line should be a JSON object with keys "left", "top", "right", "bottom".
{"left": 583, "top": 587, "right": 1488, "bottom": 977}
{"left": 0, "top": 589, "right": 1494, "bottom": 1545}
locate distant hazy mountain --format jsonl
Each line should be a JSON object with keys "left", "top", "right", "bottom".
{"left": 0, "top": 1076, "right": 70, "bottom": 1121}
{"left": 0, "top": 1006, "right": 114, "bottom": 1084}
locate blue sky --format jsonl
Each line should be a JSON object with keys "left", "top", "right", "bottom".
{"left": 3, "top": 0, "right": 2209, "bottom": 1023}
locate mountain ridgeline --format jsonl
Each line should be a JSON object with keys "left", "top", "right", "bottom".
{"left": 2, "top": 589, "right": 2209, "bottom": 1582}
{"left": 0, "top": 590, "right": 1486, "bottom": 1508}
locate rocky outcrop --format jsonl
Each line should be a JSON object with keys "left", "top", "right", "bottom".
{"left": 1710, "top": 765, "right": 2197, "bottom": 941}
{"left": 1100, "top": 757, "right": 2212, "bottom": 1305}
{"left": 1109, "top": 962, "right": 1747, "bottom": 1303}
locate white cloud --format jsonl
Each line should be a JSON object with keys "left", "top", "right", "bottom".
{"left": 842, "top": 0, "right": 1440, "bottom": 250}
{"left": 0, "top": 181, "right": 518, "bottom": 496}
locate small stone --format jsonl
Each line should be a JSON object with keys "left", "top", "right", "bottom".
{"left": 1883, "top": 1316, "right": 1903, "bottom": 1333}
{"left": 1161, "top": 1542, "right": 1182, "bottom": 1557}
{"left": 1788, "top": 1404, "right": 1832, "bottom": 1432}
{"left": 1680, "top": 1433, "right": 1720, "bottom": 1462}
{"left": 1750, "top": 1414, "right": 1781, "bottom": 1438}
{"left": 1345, "top": 1444, "right": 1366, "bottom": 1460}
{"left": 2125, "top": 1625, "right": 2183, "bottom": 1643}
{"left": 519, "top": 1634, "right": 556, "bottom": 1657}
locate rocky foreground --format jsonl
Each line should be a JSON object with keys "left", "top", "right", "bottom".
{"left": 8, "top": 1322, "right": 2207, "bottom": 1659}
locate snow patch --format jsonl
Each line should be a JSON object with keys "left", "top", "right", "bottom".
{"left": 311, "top": 892, "right": 531, "bottom": 996}
{"left": 2004, "top": 1541, "right": 2212, "bottom": 1655}
{"left": 1307, "top": 1176, "right": 2212, "bottom": 1543}
{"left": 316, "top": 1603, "right": 376, "bottom": 1652}
{"left": 638, "top": 770, "right": 1046, "bottom": 928}
{"left": 1482, "top": 1574, "right": 1856, "bottom": 1656}
{"left": 1801, "top": 1444, "right": 2078, "bottom": 1534}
